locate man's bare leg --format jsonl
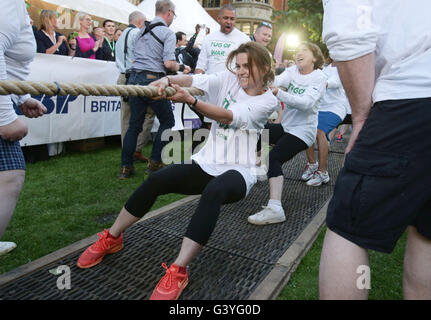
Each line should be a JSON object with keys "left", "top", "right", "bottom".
{"left": 319, "top": 228, "right": 369, "bottom": 300}
{"left": 403, "top": 226, "right": 431, "bottom": 299}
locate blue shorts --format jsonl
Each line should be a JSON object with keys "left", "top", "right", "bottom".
{"left": 0, "top": 137, "right": 26, "bottom": 171}
{"left": 326, "top": 97, "right": 431, "bottom": 253}
{"left": 317, "top": 111, "right": 342, "bottom": 140}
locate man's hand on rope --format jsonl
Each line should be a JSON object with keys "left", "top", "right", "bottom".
{"left": 149, "top": 77, "right": 171, "bottom": 100}
{"left": 0, "top": 118, "right": 28, "bottom": 142}
{"left": 20, "top": 98, "right": 47, "bottom": 118}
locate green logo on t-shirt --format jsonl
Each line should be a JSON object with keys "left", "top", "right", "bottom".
{"left": 217, "top": 93, "right": 236, "bottom": 133}
{"left": 288, "top": 83, "right": 306, "bottom": 94}
{"left": 210, "top": 41, "right": 233, "bottom": 57}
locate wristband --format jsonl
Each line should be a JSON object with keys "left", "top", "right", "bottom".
{"left": 191, "top": 97, "right": 198, "bottom": 107}
{"left": 179, "top": 64, "right": 185, "bottom": 72}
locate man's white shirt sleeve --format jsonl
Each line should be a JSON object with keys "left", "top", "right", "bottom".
{"left": 0, "top": 0, "right": 21, "bottom": 126}
{"left": 322, "top": 0, "right": 379, "bottom": 61}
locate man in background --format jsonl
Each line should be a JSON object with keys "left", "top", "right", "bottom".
{"left": 101, "top": 19, "right": 116, "bottom": 61}
{"left": 250, "top": 21, "right": 272, "bottom": 48}
{"left": 115, "top": 11, "right": 154, "bottom": 164}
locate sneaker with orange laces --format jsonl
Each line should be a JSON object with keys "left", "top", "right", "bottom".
{"left": 149, "top": 263, "right": 189, "bottom": 300}
{"left": 76, "top": 229, "right": 123, "bottom": 269}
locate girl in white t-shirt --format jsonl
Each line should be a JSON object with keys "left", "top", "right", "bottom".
{"left": 76, "top": 42, "right": 278, "bottom": 300}
{"left": 248, "top": 42, "right": 327, "bottom": 225}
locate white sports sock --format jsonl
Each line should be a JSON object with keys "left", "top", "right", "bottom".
{"left": 268, "top": 199, "right": 282, "bottom": 210}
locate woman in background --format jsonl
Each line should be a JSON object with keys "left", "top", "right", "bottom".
{"left": 35, "top": 10, "right": 75, "bottom": 56}
{"left": 73, "top": 12, "right": 102, "bottom": 59}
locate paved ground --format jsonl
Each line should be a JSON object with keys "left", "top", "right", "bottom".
{"left": 0, "top": 139, "right": 347, "bottom": 300}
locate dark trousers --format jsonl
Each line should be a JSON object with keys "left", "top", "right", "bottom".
{"left": 258, "top": 123, "right": 308, "bottom": 179}
{"left": 121, "top": 71, "right": 175, "bottom": 166}
{"left": 124, "top": 162, "right": 247, "bottom": 246}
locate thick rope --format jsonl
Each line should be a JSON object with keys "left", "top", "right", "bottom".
{"left": 0, "top": 80, "right": 204, "bottom": 98}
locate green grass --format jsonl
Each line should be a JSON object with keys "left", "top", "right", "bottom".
{"left": 278, "top": 227, "right": 407, "bottom": 300}
{"left": 0, "top": 139, "right": 186, "bottom": 274}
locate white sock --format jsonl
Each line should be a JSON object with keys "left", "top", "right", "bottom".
{"left": 268, "top": 199, "right": 282, "bottom": 210}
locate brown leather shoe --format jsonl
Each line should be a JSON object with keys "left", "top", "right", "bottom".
{"left": 133, "top": 152, "right": 149, "bottom": 163}
{"left": 119, "top": 166, "right": 135, "bottom": 180}
{"left": 146, "top": 160, "right": 165, "bottom": 174}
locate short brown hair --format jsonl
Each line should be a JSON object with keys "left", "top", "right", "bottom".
{"left": 226, "top": 42, "right": 275, "bottom": 87}
{"left": 297, "top": 42, "right": 325, "bottom": 70}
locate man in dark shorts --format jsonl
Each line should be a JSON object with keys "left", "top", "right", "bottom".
{"left": 320, "top": 0, "right": 431, "bottom": 299}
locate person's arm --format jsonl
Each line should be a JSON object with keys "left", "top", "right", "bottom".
{"left": 326, "top": 68, "right": 342, "bottom": 89}
{"left": 272, "top": 76, "right": 326, "bottom": 113}
{"left": 163, "top": 33, "right": 190, "bottom": 73}
{"left": 68, "top": 38, "right": 76, "bottom": 56}
{"left": 194, "top": 41, "right": 207, "bottom": 74}
{"left": 336, "top": 53, "right": 375, "bottom": 154}
{"left": 322, "top": 0, "right": 378, "bottom": 154}
{"left": 0, "top": 1, "right": 31, "bottom": 141}
{"left": 150, "top": 73, "right": 232, "bottom": 124}
{"left": 184, "top": 33, "right": 198, "bottom": 54}
{"left": 170, "top": 84, "right": 233, "bottom": 125}
{"left": 44, "top": 36, "right": 67, "bottom": 55}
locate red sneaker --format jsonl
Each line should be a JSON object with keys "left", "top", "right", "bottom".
{"left": 149, "top": 263, "right": 189, "bottom": 300}
{"left": 76, "top": 229, "right": 123, "bottom": 269}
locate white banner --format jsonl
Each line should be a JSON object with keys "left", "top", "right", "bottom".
{"left": 17, "top": 54, "right": 200, "bottom": 146}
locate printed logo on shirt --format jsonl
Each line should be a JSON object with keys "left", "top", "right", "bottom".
{"left": 217, "top": 91, "right": 237, "bottom": 136}
{"left": 287, "top": 82, "right": 306, "bottom": 95}
{"left": 210, "top": 41, "right": 234, "bottom": 58}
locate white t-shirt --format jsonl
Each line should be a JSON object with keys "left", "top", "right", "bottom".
{"left": 274, "top": 66, "right": 327, "bottom": 147}
{"left": 323, "top": 0, "right": 431, "bottom": 103}
{"left": 0, "top": 0, "right": 35, "bottom": 127}
{"left": 191, "top": 70, "right": 278, "bottom": 195}
{"left": 319, "top": 64, "right": 348, "bottom": 120}
{"left": 195, "top": 28, "right": 250, "bottom": 75}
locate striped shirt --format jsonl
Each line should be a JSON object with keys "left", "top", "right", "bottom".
{"left": 131, "top": 16, "right": 176, "bottom": 74}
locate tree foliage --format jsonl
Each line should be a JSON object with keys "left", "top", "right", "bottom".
{"left": 272, "top": 0, "right": 324, "bottom": 46}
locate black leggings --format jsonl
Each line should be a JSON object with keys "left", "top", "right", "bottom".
{"left": 258, "top": 123, "right": 308, "bottom": 179}
{"left": 124, "top": 162, "right": 247, "bottom": 246}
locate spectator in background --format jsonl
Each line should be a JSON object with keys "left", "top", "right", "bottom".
{"left": 175, "top": 25, "right": 201, "bottom": 73}
{"left": 119, "top": 0, "right": 184, "bottom": 178}
{"left": 250, "top": 21, "right": 272, "bottom": 48}
{"left": 195, "top": 4, "right": 249, "bottom": 75}
{"left": 115, "top": 11, "right": 154, "bottom": 163}
{"left": 101, "top": 20, "right": 116, "bottom": 61}
{"left": 275, "top": 59, "right": 295, "bottom": 75}
{"left": 114, "top": 29, "right": 123, "bottom": 42}
{"left": 73, "top": 12, "right": 102, "bottom": 59}
{"left": 93, "top": 27, "right": 105, "bottom": 43}
{"left": 35, "top": 10, "right": 75, "bottom": 56}
{"left": 176, "top": 31, "right": 187, "bottom": 48}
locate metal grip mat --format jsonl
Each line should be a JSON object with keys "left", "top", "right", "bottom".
{"left": 0, "top": 146, "right": 346, "bottom": 300}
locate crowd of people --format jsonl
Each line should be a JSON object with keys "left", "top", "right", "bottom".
{"left": 1, "top": 0, "right": 430, "bottom": 302}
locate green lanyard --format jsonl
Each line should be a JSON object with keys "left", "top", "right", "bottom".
{"left": 104, "top": 36, "right": 115, "bottom": 57}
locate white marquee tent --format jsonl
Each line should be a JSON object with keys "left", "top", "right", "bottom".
{"left": 29, "top": 0, "right": 145, "bottom": 25}
{"left": 138, "top": 0, "right": 219, "bottom": 37}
